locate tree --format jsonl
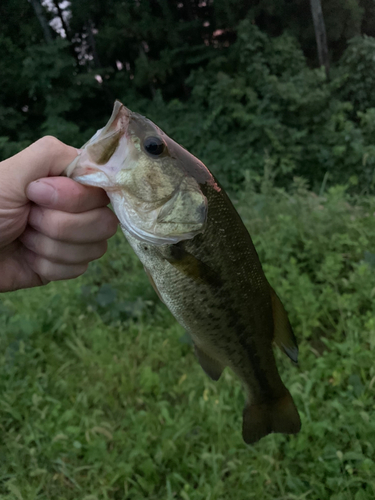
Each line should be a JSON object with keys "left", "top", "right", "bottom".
{"left": 28, "top": 0, "right": 53, "bottom": 44}
{"left": 310, "top": 0, "right": 330, "bottom": 77}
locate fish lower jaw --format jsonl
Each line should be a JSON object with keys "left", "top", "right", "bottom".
{"left": 108, "top": 191, "right": 204, "bottom": 245}
{"left": 71, "top": 173, "right": 112, "bottom": 188}
{"left": 119, "top": 222, "right": 202, "bottom": 246}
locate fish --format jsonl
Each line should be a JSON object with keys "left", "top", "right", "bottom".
{"left": 65, "top": 100, "right": 301, "bottom": 444}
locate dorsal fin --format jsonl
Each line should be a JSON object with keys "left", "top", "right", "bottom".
{"left": 270, "top": 288, "right": 298, "bottom": 364}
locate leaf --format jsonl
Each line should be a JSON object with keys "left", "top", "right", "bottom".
{"left": 179, "top": 332, "right": 193, "bottom": 345}
{"left": 364, "top": 251, "right": 375, "bottom": 268}
{"left": 96, "top": 284, "right": 117, "bottom": 307}
{"left": 7, "top": 483, "right": 23, "bottom": 500}
{"left": 348, "top": 374, "right": 364, "bottom": 397}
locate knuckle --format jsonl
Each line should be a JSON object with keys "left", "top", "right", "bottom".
{"left": 71, "top": 195, "right": 84, "bottom": 214}
{"left": 28, "top": 205, "right": 45, "bottom": 232}
{"left": 29, "top": 207, "right": 72, "bottom": 241}
{"left": 37, "top": 259, "right": 88, "bottom": 282}
{"left": 76, "top": 242, "right": 107, "bottom": 264}
{"left": 40, "top": 240, "right": 56, "bottom": 261}
{"left": 69, "top": 242, "right": 107, "bottom": 265}
{"left": 35, "top": 258, "right": 56, "bottom": 282}
{"left": 36, "top": 135, "right": 64, "bottom": 154}
{"left": 95, "top": 241, "right": 108, "bottom": 260}
{"left": 39, "top": 135, "right": 63, "bottom": 149}
{"left": 105, "top": 211, "right": 119, "bottom": 236}
{"left": 20, "top": 228, "right": 38, "bottom": 252}
{"left": 48, "top": 214, "right": 71, "bottom": 240}
{"left": 71, "top": 263, "right": 88, "bottom": 279}
{"left": 25, "top": 232, "right": 55, "bottom": 260}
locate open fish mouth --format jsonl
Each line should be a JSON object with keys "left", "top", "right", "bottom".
{"left": 65, "top": 101, "right": 131, "bottom": 186}
{"left": 65, "top": 100, "right": 208, "bottom": 245}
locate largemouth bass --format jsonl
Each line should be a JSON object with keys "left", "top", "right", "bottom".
{"left": 65, "top": 101, "right": 301, "bottom": 444}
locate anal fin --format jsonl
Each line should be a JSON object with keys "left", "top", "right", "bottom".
{"left": 194, "top": 344, "right": 225, "bottom": 381}
{"left": 270, "top": 287, "right": 298, "bottom": 363}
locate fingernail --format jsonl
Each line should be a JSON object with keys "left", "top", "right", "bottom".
{"left": 27, "top": 180, "right": 56, "bottom": 206}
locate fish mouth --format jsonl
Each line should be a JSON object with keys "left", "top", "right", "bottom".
{"left": 101, "top": 100, "right": 131, "bottom": 144}
{"left": 90, "top": 100, "right": 131, "bottom": 145}
{"left": 65, "top": 100, "right": 207, "bottom": 245}
{"left": 65, "top": 101, "right": 132, "bottom": 186}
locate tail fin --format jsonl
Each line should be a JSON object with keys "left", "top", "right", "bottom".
{"left": 242, "top": 391, "right": 301, "bottom": 445}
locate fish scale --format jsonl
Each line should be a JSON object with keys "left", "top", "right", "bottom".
{"left": 66, "top": 100, "right": 301, "bottom": 444}
{"left": 124, "top": 182, "right": 298, "bottom": 436}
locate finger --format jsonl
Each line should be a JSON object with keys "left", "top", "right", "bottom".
{"left": 24, "top": 249, "right": 88, "bottom": 282}
{"left": 20, "top": 228, "right": 108, "bottom": 265}
{"left": 26, "top": 177, "right": 110, "bottom": 213}
{"left": 1, "top": 136, "right": 78, "bottom": 205}
{"left": 28, "top": 205, "right": 118, "bottom": 243}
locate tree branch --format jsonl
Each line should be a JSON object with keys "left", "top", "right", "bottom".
{"left": 29, "top": 0, "right": 53, "bottom": 44}
{"left": 310, "top": 0, "right": 330, "bottom": 79}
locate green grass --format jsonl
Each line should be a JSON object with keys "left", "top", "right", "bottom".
{"left": 1, "top": 178, "right": 375, "bottom": 500}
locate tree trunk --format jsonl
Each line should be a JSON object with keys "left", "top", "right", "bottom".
{"left": 138, "top": 44, "right": 156, "bottom": 98}
{"left": 310, "top": 0, "right": 330, "bottom": 78}
{"left": 184, "top": 0, "right": 197, "bottom": 22}
{"left": 29, "top": 0, "right": 53, "bottom": 44}
{"left": 85, "top": 19, "right": 102, "bottom": 68}
{"left": 53, "top": 0, "right": 71, "bottom": 42}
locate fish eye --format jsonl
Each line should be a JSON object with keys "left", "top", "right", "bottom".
{"left": 144, "top": 136, "right": 165, "bottom": 156}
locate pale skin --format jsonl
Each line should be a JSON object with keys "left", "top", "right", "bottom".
{"left": 0, "top": 136, "right": 118, "bottom": 292}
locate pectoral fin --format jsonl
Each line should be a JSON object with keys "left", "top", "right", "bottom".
{"left": 270, "top": 288, "right": 298, "bottom": 363}
{"left": 159, "top": 244, "right": 222, "bottom": 288}
{"left": 194, "top": 344, "right": 225, "bottom": 381}
{"left": 144, "top": 266, "right": 164, "bottom": 304}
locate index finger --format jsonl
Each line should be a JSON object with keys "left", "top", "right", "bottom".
{"left": 1, "top": 136, "right": 78, "bottom": 202}
{"left": 26, "top": 176, "right": 110, "bottom": 213}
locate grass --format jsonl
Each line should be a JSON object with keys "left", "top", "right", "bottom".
{"left": 1, "top": 177, "right": 375, "bottom": 500}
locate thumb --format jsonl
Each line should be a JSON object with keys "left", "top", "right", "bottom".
{"left": 0, "top": 136, "right": 79, "bottom": 205}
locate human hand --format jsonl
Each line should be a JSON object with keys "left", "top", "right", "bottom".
{"left": 0, "top": 136, "right": 118, "bottom": 292}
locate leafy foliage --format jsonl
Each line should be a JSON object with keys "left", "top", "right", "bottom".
{"left": 2, "top": 2, "right": 375, "bottom": 192}
{"left": 1, "top": 179, "right": 375, "bottom": 499}
{"left": 1, "top": 2, "right": 375, "bottom": 498}
{"left": 129, "top": 24, "right": 375, "bottom": 191}
{"left": 336, "top": 35, "right": 375, "bottom": 112}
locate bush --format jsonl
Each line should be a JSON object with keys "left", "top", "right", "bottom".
{"left": 1, "top": 177, "right": 374, "bottom": 499}
{"left": 123, "top": 22, "right": 375, "bottom": 192}
{"left": 336, "top": 35, "right": 375, "bottom": 112}
{"left": 2, "top": 22, "right": 375, "bottom": 194}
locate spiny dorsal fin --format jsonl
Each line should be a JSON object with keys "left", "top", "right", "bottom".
{"left": 270, "top": 288, "right": 298, "bottom": 364}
